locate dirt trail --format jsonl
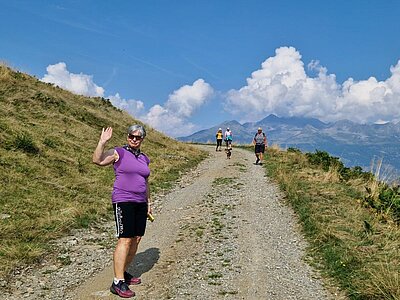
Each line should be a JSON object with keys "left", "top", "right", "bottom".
{"left": 68, "top": 145, "right": 335, "bottom": 300}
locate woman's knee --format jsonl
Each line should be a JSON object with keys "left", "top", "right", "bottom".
{"left": 117, "top": 237, "right": 135, "bottom": 247}
{"left": 117, "top": 237, "right": 141, "bottom": 253}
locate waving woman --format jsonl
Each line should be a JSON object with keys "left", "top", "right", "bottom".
{"left": 93, "top": 125, "right": 152, "bottom": 298}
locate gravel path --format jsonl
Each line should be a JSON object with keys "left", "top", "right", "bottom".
{"left": 3, "top": 145, "right": 336, "bottom": 299}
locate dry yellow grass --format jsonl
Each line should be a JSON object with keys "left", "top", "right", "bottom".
{"left": 263, "top": 147, "right": 400, "bottom": 299}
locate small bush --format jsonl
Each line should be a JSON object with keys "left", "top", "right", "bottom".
{"left": 14, "top": 133, "right": 39, "bottom": 154}
{"left": 364, "top": 181, "right": 400, "bottom": 222}
{"left": 33, "top": 92, "right": 67, "bottom": 113}
{"left": 0, "top": 121, "right": 10, "bottom": 131}
{"left": 378, "top": 184, "right": 400, "bottom": 220}
{"left": 287, "top": 147, "right": 302, "bottom": 153}
{"left": 43, "top": 137, "right": 58, "bottom": 148}
{"left": 306, "top": 150, "right": 343, "bottom": 171}
{"left": 77, "top": 157, "right": 87, "bottom": 174}
{"left": 341, "top": 166, "right": 373, "bottom": 181}
{"left": 306, "top": 150, "right": 372, "bottom": 181}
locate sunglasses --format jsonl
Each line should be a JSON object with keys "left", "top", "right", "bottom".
{"left": 128, "top": 134, "right": 143, "bottom": 140}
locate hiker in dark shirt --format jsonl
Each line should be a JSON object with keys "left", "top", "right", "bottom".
{"left": 253, "top": 127, "right": 267, "bottom": 165}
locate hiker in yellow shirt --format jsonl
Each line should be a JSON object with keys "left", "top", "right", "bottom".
{"left": 215, "top": 128, "right": 223, "bottom": 151}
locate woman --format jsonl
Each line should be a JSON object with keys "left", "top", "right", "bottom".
{"left": 92, "top": 124, "right": 152, "bottom": 298}
{"left": 224, "top": 127, "right": 233, "bottom": 149}
{"left": 215, "top": 128, "right": 223, "bottom": 151}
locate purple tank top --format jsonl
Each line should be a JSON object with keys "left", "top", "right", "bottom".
{"left": 112, "top": 147, "right": 150, "bottom": 203}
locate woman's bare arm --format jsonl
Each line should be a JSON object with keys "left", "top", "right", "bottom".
{"left": 92, "top": 127, "right": 117, "bottom": 166}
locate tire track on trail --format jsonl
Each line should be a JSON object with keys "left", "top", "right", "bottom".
{"left": 69, "top": 145, "right": 334, "bottom": 299}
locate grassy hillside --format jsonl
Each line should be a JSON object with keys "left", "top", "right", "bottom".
{"left": 0, "top": 65, "right": 207, "bottom": 279}
{"left": 262, "top": 146, "right": 399, "bottom": 299}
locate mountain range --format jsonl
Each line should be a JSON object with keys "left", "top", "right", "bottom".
{"left": 178, "top": 114, "right": 400, "bottom": 178}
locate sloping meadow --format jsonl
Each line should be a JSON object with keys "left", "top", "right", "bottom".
{"left": 0, "top": 65, "right": 206, "bottom": 279}
{"left": 263, "top": 145, "right": 399, "bottom": 299}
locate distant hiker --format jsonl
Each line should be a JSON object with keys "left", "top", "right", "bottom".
{"left": 215, "top": 128, "right": 223, "bottom": 151}
{"left": 93, "top": 125, "right": 152, "bottom": 298}
{"left": 253, "top": 127, "right": 267, "bottom": 165}
{"left": 224, "top": 127, "right": 233, "bottom": 149}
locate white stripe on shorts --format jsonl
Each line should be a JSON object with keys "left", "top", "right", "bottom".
{"left": 114, "top": 203, "right": 124, "bottom": 237}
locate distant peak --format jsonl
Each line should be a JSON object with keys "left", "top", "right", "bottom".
{"left": 221, "top": 120, "right": 242, "bottom": 126}
{"left": 266, "top": 114, "right": 279, "bottom": 119}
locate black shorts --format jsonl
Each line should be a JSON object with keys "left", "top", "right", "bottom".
{"left": 113, "top": 202, "right": 148, "bottom": 238}
{"left": 255, "top": 144, "right": 265, "bottom": 154}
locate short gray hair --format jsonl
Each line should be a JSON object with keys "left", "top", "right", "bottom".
{"left": 127, "top": 124, "right": 146, "bottom": 138}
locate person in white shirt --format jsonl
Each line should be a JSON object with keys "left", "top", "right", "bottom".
{"left": 224, "top": 127, "right": 233, "bottom": 149}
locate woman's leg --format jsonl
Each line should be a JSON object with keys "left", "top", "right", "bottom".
{"left": 255, "top": 145, "right": 260, "bottom": 164}
{"left": 125, "top": 236, "right": 141, "bottom": 270}
{"left": 216, "top": 139, "right": 221, "bottom": 151}
{"left": 113, "top": 237, "right": 134, "bottom": 279}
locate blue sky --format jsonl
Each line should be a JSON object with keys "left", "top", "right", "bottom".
{"left": 1, "top": 0, "right": 400, "bottom": 136}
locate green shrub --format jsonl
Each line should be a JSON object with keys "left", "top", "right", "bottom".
{"left": 287, "top": 147, "right": 302, "bottom": 153}
{"left": 14, "top": 133, "right": 39, "bottom": 154}
{"left": 77, "top": 157, "right": 87, "bottom": 174}
{"left": 306, "top": 150, "right": 343, "bottom": 171}
{"left": 378, "top": 184, "right": 400, "bottom": 221}
{"left": 43, "top": 137, "right": 58, "bottom": 148}
{"left": 340, "top": 166, "right": 373, "bottom": 181}
{"left": 306, "top": 150, "right": 372, "bottom": 181}
{"left": 364, "top": 182, "right": 400, "bottom": 222}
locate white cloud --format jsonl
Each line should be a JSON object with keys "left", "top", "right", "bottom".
{"left": 143, "top": 104, "right": 197, "bottom": 136}
{"left": 41, "top": 62, "right": 213, "bottom": 137}
{"left": 108, "top": 93, "right": 144, "bottom": 118}
{"left": 143, "top": 79, "right": 214, "bottom": 136}
{"left": 226, "top": 46, "right": 400, "bottom": 124}
{"left": 41, "top": 62, "right": 104, "bottom": 97}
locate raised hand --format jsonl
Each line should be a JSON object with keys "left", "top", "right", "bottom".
{"left": 100, "top": 127, "right": 113, "bottom": 144}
